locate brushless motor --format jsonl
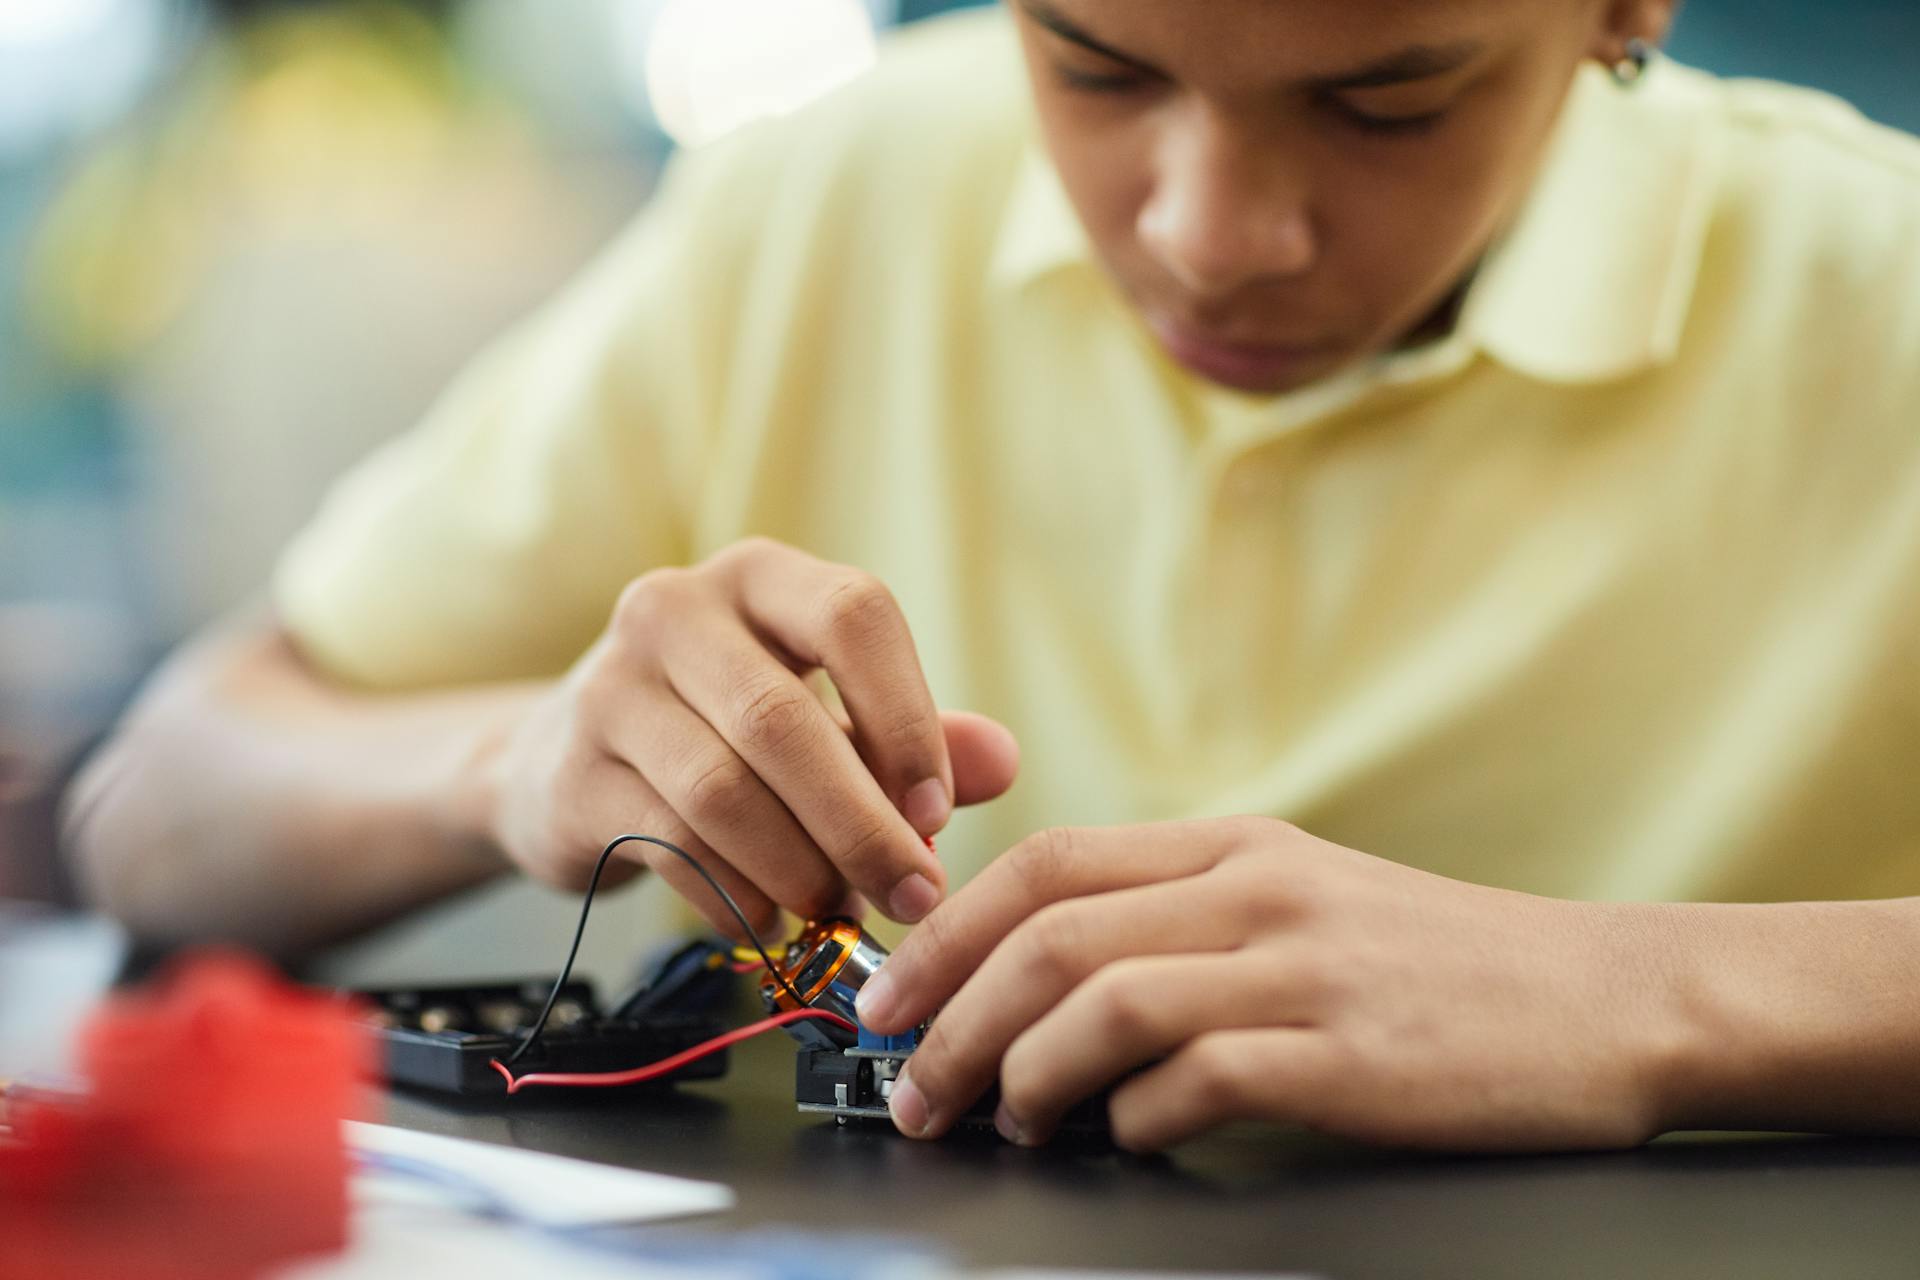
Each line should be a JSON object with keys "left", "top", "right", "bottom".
{"left": 759, "top": 918, "right": 890, "bottom": 1050}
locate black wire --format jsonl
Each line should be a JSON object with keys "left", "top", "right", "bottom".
{"left": 501, "top": 834, "right": 804, "bottom": 1067}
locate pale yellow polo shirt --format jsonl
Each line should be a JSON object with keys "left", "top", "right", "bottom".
{"left": 276, "top": 10, "right": 1920, "bottom": 905}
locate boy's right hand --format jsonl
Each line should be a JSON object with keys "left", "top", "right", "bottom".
{"left": 479, "top": 537, "right": 1020, "bottom": 939}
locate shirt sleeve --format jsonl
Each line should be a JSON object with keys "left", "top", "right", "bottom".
{"left": 272, "top": 140, "right": 756, "bottom": 690}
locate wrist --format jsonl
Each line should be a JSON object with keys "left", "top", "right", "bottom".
{"left": 1601, "top": 901, "right": 1725, "bottom": 1138}
{"left": 438, "top": 685, "right": 543, "bottom": 872}
{"left": 1622, "top": 899, "right": 1920, "bottom": 1137}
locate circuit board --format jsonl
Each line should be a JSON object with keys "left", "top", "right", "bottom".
{"left": 795, "top": 1042, "right": 1113, "bottom": 1137}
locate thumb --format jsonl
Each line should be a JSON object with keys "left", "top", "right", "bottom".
{"left": 942, "top": 710, "right": 1019, "bottom": 807}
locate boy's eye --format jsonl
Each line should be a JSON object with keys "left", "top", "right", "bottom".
{"left": 1328, "top": 98, "right": 1450, "bottom": 137}
{"left": 1053, "top": 63, "right": 1153, "bottom": 96}
{"left": 1048, "top": 56, "right": 1456, "bottom": 135}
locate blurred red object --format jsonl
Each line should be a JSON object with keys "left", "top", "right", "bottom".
{"left": 0, "top": 951, "right": 368, "bottom": 1280}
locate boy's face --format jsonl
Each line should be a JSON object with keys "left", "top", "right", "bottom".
{"left": 1012, "top": 0, "right": 1655, "bottom": 394}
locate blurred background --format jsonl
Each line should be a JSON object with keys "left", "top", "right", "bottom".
{"left": 3, "top": 0, "right": 1917, "bottom": 982}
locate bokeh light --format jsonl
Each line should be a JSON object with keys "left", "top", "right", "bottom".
{"left": 0, "top": 0, "right": 121, "bottom": 47}
{"left": 0, "top": 0, "right": 170, "bottom": 157}
{"left": 617, "top": 0, "right": 882, "bottom": 147}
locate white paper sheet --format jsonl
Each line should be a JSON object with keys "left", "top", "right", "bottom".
{"left": 276, "top": 1123, "right": 736, "bottom": 1279}
{"left": 344, "top": 1120, "right": 734, "bottom": 1227}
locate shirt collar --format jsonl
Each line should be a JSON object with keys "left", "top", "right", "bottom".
{"left": 987, "top": 144, "right": 1092, "bottom": 292}
{"left": 989, "top": 62, "right": 1723, "bottom": 387}
{"left": 1459, "top": 62, "right": 1723, "bottom": 384}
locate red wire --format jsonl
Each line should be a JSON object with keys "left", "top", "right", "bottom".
{"left": 729, "top": 960, "right": 764, "bottom": 974}
{"left": 489, "top": 1008, "right": 857, "bottom": 1095}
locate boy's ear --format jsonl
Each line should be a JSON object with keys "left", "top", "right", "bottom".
{"left": 1588, "top": 0, "right": 1681, "bottom": 70}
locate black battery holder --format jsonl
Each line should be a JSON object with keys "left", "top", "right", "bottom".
{"left": 357, "top": 971, "right": 728, "bottom": 1096}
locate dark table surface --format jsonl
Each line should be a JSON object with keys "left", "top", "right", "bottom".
{"left": 382, "top": 1023, "right": 1920, "bottom": 1280}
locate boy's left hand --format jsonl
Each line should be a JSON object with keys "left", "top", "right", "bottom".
{"left": 853, "top": 817, "right": 1693, "bottom": 1153}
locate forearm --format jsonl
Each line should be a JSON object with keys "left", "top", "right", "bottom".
{"left": 61, "top": 612, "right": 538, "bottom": 955}
{"left": 1653, "top": 896, "right": 1920, "bottom": 1136}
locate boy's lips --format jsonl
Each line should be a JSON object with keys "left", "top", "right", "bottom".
{"left": 1148, "top": 317, "right": 1340, "bottom": 392}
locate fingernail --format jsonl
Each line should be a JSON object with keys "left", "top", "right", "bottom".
{"left": 993, "top": 1100, "right": 1030, "bottom": 1147}
{"left": 903, "top": 778, "right": 951, "bottom": 836}
{"left": 889, "top": 1069, "right": 931, "bottom": 1138}
{"left": 855, "top": 968, "right": 896, "bottom": 1027}
{"left": 888, "top": 872, "right": 941, "bottom": 923}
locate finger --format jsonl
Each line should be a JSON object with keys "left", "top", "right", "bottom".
{"left": 601, "top": 687, "right": 846, "bottom": 920}
{"left": 659, "top": 616, "right": 945, "bottom": 923}
{"left": 797, "top": 700, "right": 1012, "bottom": 905}
{"left": 1107, "top": 1029, "right": 1331, "bottom": 1153}
{"left": 882, "top": 874, "right": 1242, "bottom": 1139}
{"left": 576, "top": 760, "right": 783, "bottom": 941}
{"left": 998, "top": 953, "right": 1313, "bottom": 1145}
{"left": 533, "top": 757, "right": 656, "bottom": 894}
{"left": 813, "top": 705, "right": 1018, "bottom": 809}
{"left": 718, "top": 541, "right": 953, "bottom": 838}
{"left": 858, "top": 821, "right": 1236, "bottom": 1034}
{"left": 942, "top": 710, "right": 1020, "bottom": 806}
{"left": 636, "top": 829, "right": 784, "bottom": 944}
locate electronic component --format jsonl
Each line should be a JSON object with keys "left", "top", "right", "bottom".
{"left": 461, "top": 834, "right": 854, "bottom": 1099}
{"left": 479, "top": 833, "right": 1110, "bottom": 1131}
{"left": 758, "top": 917, "right": 892, "bottom": 1050}
{"left": 793, "top": 1042, "right": 1112, "bottom": 1135}
{"left": 357, "top": 976, "right": 728, "bottom": 1096}
{"left": 612, "top": 936, "right": 743, "bottom": 1021}
{"left": 764, "top": 918, "right": 1111, "bottom": 1137}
